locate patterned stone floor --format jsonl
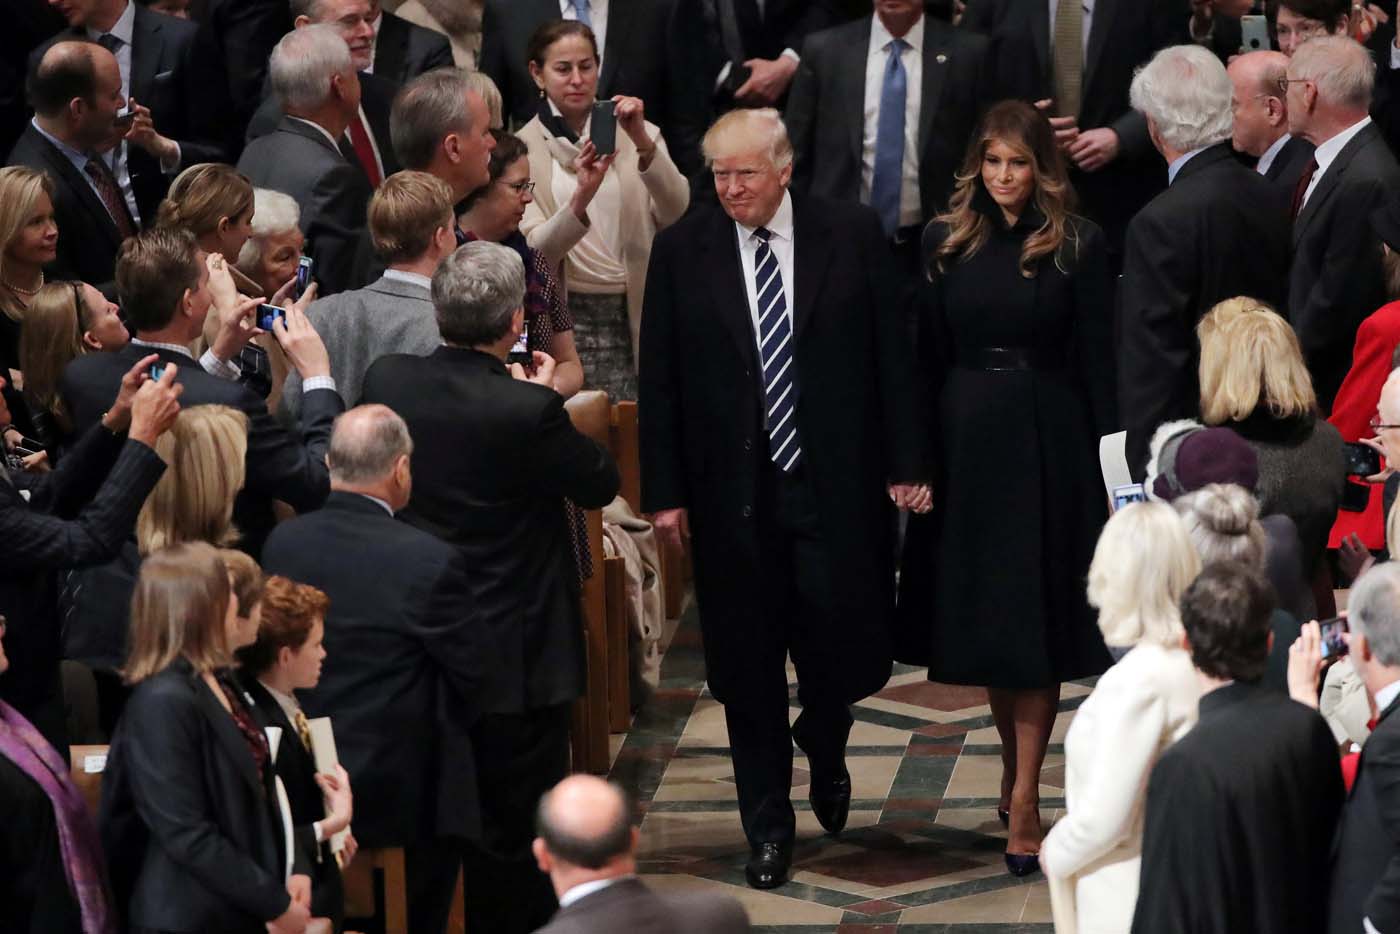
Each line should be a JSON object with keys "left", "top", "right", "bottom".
{"left": 608, "top": 605, "right": 1095, "bottom": 932}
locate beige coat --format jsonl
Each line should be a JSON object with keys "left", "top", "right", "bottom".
{"left": 1042, "top": 643, "right": 1201, "bottom": 934}
{"left": 516, "top": 115, "right": 689, "bottom": 362}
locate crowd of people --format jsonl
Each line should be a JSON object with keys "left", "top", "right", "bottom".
{"left": 5, "top": 0, "right": 1400, "bottom": 931}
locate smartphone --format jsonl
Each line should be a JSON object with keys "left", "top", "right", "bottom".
{"left": 1111, "top": 483, "right": 1146, "bottom": 512}
{"left": 1345, "top": 441, "right": 1383, "bottom": 477}
{"left": 258, "top": 304, "right": 287, "bottom": 331}
{"left": 1241, "top": 14, "right": 1271, "bottom": 52}
{"left": 148, "top": 363, "right": 166, "bottom": 381}
{"left": 507, "top": 317, "right": 531, "bottom": 367}
{"left": 295, "top": 256, "right": 313, "bottom": 300}
{"left": 589, "top": 99, "right": 617, "bottom": 157}
{"left": 10, "top": 436, "right": 44, "bottom": 458}
{"left": 1319, "top": 616, "right": 1350, "bottom": 659}
{"left": 112, "top": 108, "right": 136, "bottom": 131}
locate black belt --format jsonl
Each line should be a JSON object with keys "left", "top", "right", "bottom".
{"left": 955, "top": 346, "right": 1067, "bottom": 371}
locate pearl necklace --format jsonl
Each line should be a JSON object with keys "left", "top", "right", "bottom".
{"left": 1, "top": 272, "right": 43, "bottom": 297}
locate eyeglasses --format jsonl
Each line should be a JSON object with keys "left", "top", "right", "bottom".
{"left": 504, "top": 180, "right": 536, "bottom": 195}
{"left": 1276, "top": 77, "right": 1313, "bottom": 94}
{"left": 1371, "top": 416, "right": 1400, "bottom": 432}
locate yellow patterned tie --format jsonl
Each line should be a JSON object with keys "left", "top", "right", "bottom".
{"left": 293, "top": 710, "right": 314, "bottom": 754}
{"left": 1052, "top": 0, "right": 1083, "bottom": 120}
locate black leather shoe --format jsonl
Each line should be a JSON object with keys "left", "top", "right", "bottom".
{"left": 745, "top": 842, "right": 792, "bottom": 889}
{"left": 809, "top": 772, "right": 852, "bottom": 835}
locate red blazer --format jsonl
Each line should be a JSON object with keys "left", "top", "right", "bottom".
{"left": 1328, "top": 300, "right": 1400, "bottom": 549}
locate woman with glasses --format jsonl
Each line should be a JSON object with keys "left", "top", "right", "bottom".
{"left": 513, "top": 20, "right": 689, "bottom": 402}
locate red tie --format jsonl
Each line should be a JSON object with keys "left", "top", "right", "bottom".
{"left": 346, "top": 114, "right": 383, "bottom": 188}
{"left": 84, "top": 156, "right": 136, "bottom": 239}
{"left": 1291, "top": 156, "right": 1318, "bottom": 220}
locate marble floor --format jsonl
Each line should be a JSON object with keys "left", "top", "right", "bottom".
{"left": 608, "top": 605, "right": 1095, "bottom": 933}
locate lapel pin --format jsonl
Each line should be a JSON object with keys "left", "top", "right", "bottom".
{"left": 936, "top": 53, "right": 948, "bottom": 64}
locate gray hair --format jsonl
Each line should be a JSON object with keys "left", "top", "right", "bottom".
{"left": 1289, "top": 36, "right": 1375, "bottom": 112}
{"left": 701, "top": 107, "right": 794, "bottom": 170}
{"left": 1173, "top": 483, "right": 1268, "bottom": 571}
{"left": 236, "top": 188, "right": 300, "bottom": 269}
{"left": 391, "top": 68, "right": 476, "bottom": 170}
{"left": 464, "top": 70, "right": 504, "bottom": 130}
{"left": 327, "top": 405, "right": 414, "bottom": 485}
{"left": 432, "top": 241, "right": 525, "bottom": 346}
{"left": 1130, "top": 45, "right": 1234, "bottom": 154}
{"left": 269, "top": 24, "right": 352, "bottom": 113}
{"left": 1350, "top": 562, "right": 1400, "bottom": 667}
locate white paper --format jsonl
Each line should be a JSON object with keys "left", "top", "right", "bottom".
{"left": 306, "top": 717, "right": 349, "bottom": 856}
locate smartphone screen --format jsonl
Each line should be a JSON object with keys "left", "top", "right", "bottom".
{"left": 1319, "top": 616, "right": 1350, "bottom": 659}
{"left": 258, "top": 305, "right": 287, "bottom": 331}
{"left": 590, "top": 100, "right": 617, "bottom": 156}
{"left": 295, "top": 256, "right": 313, "bottom": 300}
{"left": 1112, "top": 483, "right": 1145, "bottom": 512}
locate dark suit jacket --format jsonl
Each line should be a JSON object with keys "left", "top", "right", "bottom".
{"left": 1118, "top": 143, "right": 1292, "bottom": 476}
{"left": 481, "top": 0, "right": 676, "bottom": 129}
{"left": 1329, "top": 692, "right": 1400, "bottom": 934}
{"left": 0, "top": 752, "right": 82, "bottom": 934}
{"left": 99, "top": 659, "right": 290, "bottom": 933}
{"left": 1264, "top": 134, "right": 1315, "bottom": 191}
{"left": 638, "top": 195, "right": 925, "bottom": 705}
{"left": 237, "top": 115, "right": 374, "bottom": 296}
{"left": 7, "top": 124, "right": 124, "bottom": 290}
{"left": 0, "top": 423, "right": 165, "bottom": 751}
{"left": 1131, "top": 682, "right": 1343, "bottom": 934}
{"left": 1288, "top": 121, "right": 1400, "bottom": 411}
{"left": 181, "top": 0, "right": 291, "bottom": 161}
{"left": 374, "top": 9, "right": 455, "bottom": 87}
{"left": 960, "top": 0, "right": 1187, "bottom": 252}
{"left": 59, "top": 343, "right": 342, "bottom": 555}
{"left": 785, "top": 14, "right": 988, "bottom": 225}
{"left": 361, "top": 348, "right": 619, "bottom": 713}
{"left": 260, "top": 491, "right": 491, "bottom": 846}
{"left": 535, "top": 877, "right": 750, "bottom": 934}
{"left": 245, "top": 72, "right": 403, "bottom": 185}
{"left": 0, "top": 0, "right": 64, "bottom": 161}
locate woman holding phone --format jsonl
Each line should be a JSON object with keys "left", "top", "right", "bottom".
{"left": 898, "top": 100, "right": 1116, "bottom": 876}
{"left": 513, "top": 20, "right": 689, "bottom": 402}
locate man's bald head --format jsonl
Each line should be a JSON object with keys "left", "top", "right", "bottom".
{"left": 1229, "top": 50, "right": 1290, "bottom": 98}
{"left": 1227, "top": 51, "right": 1292, "bottom": 157}
{"left": 28, "top": 40, "right": 123, "bottom": 148}
{"left": 535, "top": 775, "right": 633, "bottom": 870}
{"left": 327, "top": 404, "right": 413, "bottom": 486}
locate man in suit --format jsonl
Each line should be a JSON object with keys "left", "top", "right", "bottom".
{"left": 238, "top": 26, "right": 374, "bottom": 296}
{"left": 1327, "top": 561, "right": 1400, "bottom": 934}
{"left": 262, "top": 404, "right": 492, "bottom": 934}
{"left": 369, "top": 0, "right": 454, "bottom": 86}
{"left": 282, "top": 170, "right": 457, "bottom": 416}
{"left": 1228, "top": 50, "right": 1315, "bottom": 189}
{"left": 1286, "top": 36, "right": 1400, "bottom": 410}
{"left": 1132, "top": 562, "right": 1343, "bottom": 933}
{"left": 0, "top": 356, "right": 180, "bottom": 753}
{"left": 1118, "top": 45, "right": 1291, "bottom": 477}
{"left": 245, "top": 0, "right": 402, "bottom": 189}
{"left": 532, "top": 775, "right": 751, "bottom": 934}
{"left": 390, "top": 68, "right": 497, "bottom": 203}
{"left": 60, "top": 227, "right": 343, "bottom": 555}
{"left": 9, "top": 41, "right": 134, "bottom": 289}
{"left": 361, "top": 241, "right": 619, "bottom": 932}
{"left": 960, "top": 0, "right": 1186, "bottom": 263}
{"left": 31, "top": 0, "right": 225, "bottom": 222}
{"left": 181, "top": 0, "right": 290, "bottom": 161}
{"left": 784, "top": 0, "right": 987, "bottom": 272}
{"left": 638, "top": 108, "right": 928, "bottom": 889}
{"left": 480, "top": 0, "right": 674, "bottom": 129}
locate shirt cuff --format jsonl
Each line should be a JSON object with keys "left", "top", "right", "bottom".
{"left": 313, "top": 821, "right": 324, "bottom": 843}
{"left": 199, "top": 349, "right": 240, "bottom": 381}
{"left": 1365, "top": 918, "right": 1383, "bottom": 934}
{"left": 302, "top": 375, "right": 337, "bottom": 395}
{"left": 781, "top": 48, "right": 800, "bottom": 64}
{"left": 715, "top": 61, "right": 732, "bottom": 92}
{"left": 1390, "top": 39, "right": 1400, "bottom": 70}
{"left": 160, "top": 141, "right": 182, "bottom": 175}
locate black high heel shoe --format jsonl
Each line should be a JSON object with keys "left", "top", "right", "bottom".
{"left": 1005, "top": 852, "right": 1041, "bottom": 877}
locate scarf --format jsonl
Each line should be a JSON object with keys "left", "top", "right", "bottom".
{"left": 0, "top": 699, "right": 116, "bottom": 933}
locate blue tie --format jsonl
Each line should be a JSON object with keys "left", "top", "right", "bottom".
{"left": 753, "top": 228, "right": 802, "bottom": 473}
{"left": 573, "top": 0, "right": 593, "bottom": 28}
{"left": 870, "top": 38, "right": 908, "bottom": 237}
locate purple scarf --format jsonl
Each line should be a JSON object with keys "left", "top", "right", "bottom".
{"left": 0, "top": 699, "right": 115, "bottom": 933}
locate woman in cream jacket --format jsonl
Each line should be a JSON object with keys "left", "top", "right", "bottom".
{"left": 1042, "top": 502, "right": 1204, "bottom": 933}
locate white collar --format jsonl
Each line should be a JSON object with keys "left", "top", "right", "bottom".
{"left": 734, "top": 190, "right": 794, "bottom": 244}
{"left": 1256, "top": 133, "right": 1292, "bottom": 176}
{"left": 353, "top": 492, "right": 395, "bottom": 515}
{"left": 88, "top": 0, "right": 135, "bottom": 44}
{"left": 130, "top": 337, "right": 194, "bottom": 361}
{"left": 286, "top": 116, "right": 343, "bottom": 153}
{"left": 259, "top": 679, "right": 304, "bottom": 727}
{"left": 29, "top": 117, "right": 90, "bottom": 165}
{"left": 381, "top": 268, "right": 432, "bottom": 291}
{"left": 1313, "top": 115, "right": 1372, "bottom": 178}
{"left": 559, "top": 876, "right": 631, "bottom": 908}
{"left": 870, "top": 11, "right": 923, "bottom": 53}
{"left": 1375, "top": 678, "right": 1400, "bottom": 719}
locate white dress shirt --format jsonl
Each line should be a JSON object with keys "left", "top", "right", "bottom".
{"left": 561, "top": 0, "right": 609, "bottom": 71}
{"left": 861, "top": 14, "right": 923, "bottom": 229}
{"left": 87, "top": 0, "right": 145, "bottom": 226}
{"left": 734, "top": 191, "right": 796, "bottom": 379}
{"left": 130, "top": 336, "right": 240, "bottom": 381}
{"left": 1255, "top": 132, "right": 1292, "bottom": 178}
{"left": 558, "top": 876, "right": 630, "bottom": 908}
{"left": 1301, "top": 115, "right": 1372, "bottom": 209}
{"left": 381, "top": 268, "right": 432, "bottom": 291}
{"left": 1047, "top": 0, "right": 1094, "bottom": 55}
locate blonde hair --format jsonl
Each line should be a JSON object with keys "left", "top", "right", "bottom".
{"left": 1198, "top": 297, "right": 1316, "bottom": 424}
{"left": 219, "top": 548, "right": 265, "bottom": 617}
{"left": 155, "top": 163, "right": 254, "bottom": 240}
{"left": 464, "top": 69, "right": 504, "bottom": 130}
{"left": 19, "top": 281, "right": 85, "bottom": 432}
{"left": 137, "top": 406, "right": 249, "bottom": 554}
{"left": 1087, "top": 501, "right": 1202, "bottom": 648}
{"left": 124, "top": 542, "right": 233, "bottom": 683}
{"left": 701, "top": 108, "right": 793, "bottom": 170}
{"left": 0, "top": 166, "right": 55, "bottom": 322}
{"left": 1174, "top": 483, "right": 1268, "bottom": 571}
{"left": 369, "top": 171, "right": 454, "bottom": 264}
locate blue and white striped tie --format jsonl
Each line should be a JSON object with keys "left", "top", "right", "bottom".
{"left": 753, "top": 227, "right": 802, "bottom": 473}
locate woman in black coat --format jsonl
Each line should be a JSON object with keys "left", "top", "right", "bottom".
{"left": 898, "top": 100, "right": 1116, "bottom": 876}
{"left": 98, "top": 543, "right": 311, "bottom": 934}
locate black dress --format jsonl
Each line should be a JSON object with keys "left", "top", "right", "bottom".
{"left": 897, "top": 192, "right": 1116, "bottom": 689}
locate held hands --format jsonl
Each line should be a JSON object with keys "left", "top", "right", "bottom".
{"left": 206, "top": 252, "right": 240, "bottom": 312}
{"left": 1067, "top": 128, "right": 1120, "bottom": 173}
{"left": 889, "top": 483, "right": 933, "bottom": 514}
{"left": 653, "top": 507, "right": 690, "bottom": 552}
{"left": 734, "top": 56, "right": 799, "bottom": 106}
{"left": 1287, "top": 620, "right": 1327, "bottom": 709}
{"left": 508, "top": 351, "right": 558, "bottom": 388}
{"left": 1339, "top": 532, "right": 1376, "bottom": 583}
{"left": 271, "top": 302, "right": 331, "bottom": 380}
{"left": 313, "top": 765, "right": 354, "bottom": 838}
{"left": 612, "top": 95, "right": 651, "bottom": 149}
{"left": 127, "top": 363, "right": 184, "bottom": 448}
{"left": 266, "top": 875, "right": 313, "bottom": 934}
{"left": 571, "top": 141, "right": 615, "bottom": 222}
{"left": 1360, "top": 436, "right": 1394, "bottom": 484}
{"left": 124, "top": 97, "right": 179, "bottom": 165}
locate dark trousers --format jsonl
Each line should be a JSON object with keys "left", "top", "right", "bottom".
{"left": 461, "top": 704, "right": 571, "bottom": 933}
{"left": 401, "top": 837, "right": 466, "bottom": 934}
{"left": 725, "top": 461, "right": 855, "bottom": 847}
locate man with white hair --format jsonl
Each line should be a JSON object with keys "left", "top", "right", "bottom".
{"left": 237, "top": 24, "right": 373, "bottom": 296}
{"left": 1118, "top": 45, "right": 1291, "bottom": 477}
{"left": 1227, "top": 50, "right": 1315, "bottom": 189}
{"left": 638, "top": 108, "right": 929, "bottom": 890}
{"left": 1287, "top": 35, "right": 1400, "bottom": 411}
{"left": 1325, "top": 560, "right": 1400, "bottom": 934}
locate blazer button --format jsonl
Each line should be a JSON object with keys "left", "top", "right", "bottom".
{"left": 743, "top": 438, "right": 753, "bottom": 452}
{"left": 742, "top": 505, "right": 753, "bottom": 518}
